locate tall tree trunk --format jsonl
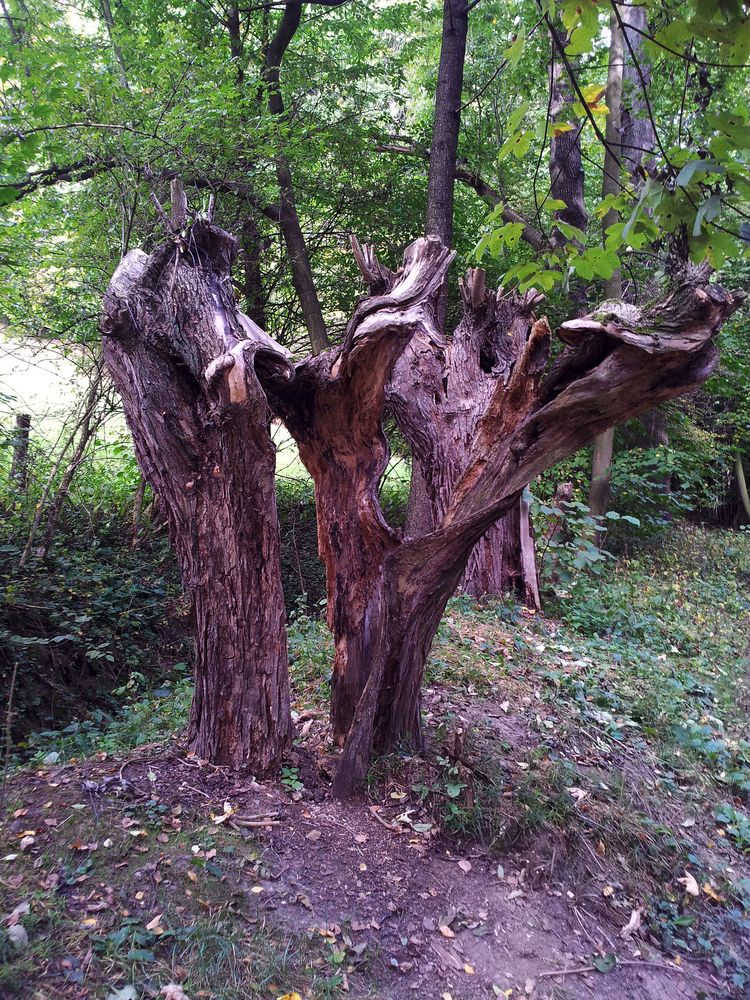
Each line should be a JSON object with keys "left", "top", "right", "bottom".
{"left": 588, "top": 10, "right": 624, "bottom": 529}
{"left": 391, "top": 0, "right": 539, "bottom": 604}
{"left": 101, "top": 212, "right": 293, "bottom": 771}
{"left": 736, "top": 452, "right": 750, "bottom": 522}
{"left": 241, "top": 215, "right": 268, "bottom": 328}
{"left": 10, "top": 413, "right": 30, "bottom": 492}
{"left": 425, "top": 0, "right": 468, "bottom": 327}
{"left": 263, "top": 1, "right": 329, "bottom": 355}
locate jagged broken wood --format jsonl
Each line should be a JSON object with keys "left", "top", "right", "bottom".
{"left": 101, "top": 216, "right": 293, "bottom": 772}
{"left": 102, "top": 212, "right": 740, "bottom": 792}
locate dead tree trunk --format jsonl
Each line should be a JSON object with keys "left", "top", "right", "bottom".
{"left": 270, "top": 236, "right": 739, "bottom": 795}
{"left": 101, "top": 211, "right": 293, "bottom": 771}
{"left": 388, "top": 273, "right": 543, "bottom": 605}
{"left": 389, "top": 0, "right": 539, "bottom": 604}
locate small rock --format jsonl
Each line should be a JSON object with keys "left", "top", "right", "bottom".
{"left": 8, "top": 924, "right": 29, "bottom": 950}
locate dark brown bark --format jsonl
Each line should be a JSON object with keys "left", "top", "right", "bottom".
{"left": 10, "top": 413, "right": 30, "bottom": 492}
{"left": 101, "top": 215, "right": 293, "bottom": 771}
{"left": 241, "top": 216, "right": 268, "bottom": 328}
{"left": 271, "top": 235, "right": 739, "bottom": 796}
{"left": 426, "top": 0, "right": 468, "bottom": 252}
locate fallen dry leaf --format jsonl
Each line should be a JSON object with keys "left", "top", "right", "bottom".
{"left": 703, "top": 882, "right": 724, "bottom": 903}
{"left": 620, "top": 908, "right": 642, "bottom": 939}
{"left": 678, "top": 872, "right": 700, "bottom": 897}
{"left": 457, "top": 859, "right": 471, "bottom": 874}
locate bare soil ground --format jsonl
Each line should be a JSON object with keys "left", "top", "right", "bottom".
{"left": 1, "top": 718, "right": 731, "bottom": 1000}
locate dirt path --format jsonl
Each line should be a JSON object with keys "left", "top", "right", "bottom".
{"left": 2, "top": 742, "right": 722, "bottom": 1000}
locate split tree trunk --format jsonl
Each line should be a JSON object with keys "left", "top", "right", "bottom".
{"left": 387, "top": 271, "right": 542, "bottom": 605}
{"left": 101, "top": 212, "right": 293, "bottom": 771}
{"left": 270, "top": 236, "right": 737, "bottom": 795}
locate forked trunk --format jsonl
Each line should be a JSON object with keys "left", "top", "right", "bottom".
{"left": 102, "top": 215, "right": 293, "bottom": 771}
{"left": 387, "top": 272, "right": 542, "bottom": 605}
{"left": 293, "top": 237, "right": 738, "bottom": 796}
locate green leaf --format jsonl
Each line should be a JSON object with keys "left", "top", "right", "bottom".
{"left": 592, "top": 953, "right": 617, "bottom": 974}
{"left": 507, "top": 100, "right": 530, "bottom": 135}
{"left": 675, "top": 158, "right": 724, "bottom": 187}
{"left": 554, "top": 220, "right": 587, "bottom": 244}
{"left": 126, "top": 949, "right": 155, "bottom": 962}
{"left": 692, "top": 194, "right": 722, "bottom": 236}
{"left": 498, "top": 130, "right": 532, "bottom": 161}
{"left": 503, "top": 24, "right": 526, "bottom": 70}
{"left": 561, "top": 0, "right": 600, "bottom": 55}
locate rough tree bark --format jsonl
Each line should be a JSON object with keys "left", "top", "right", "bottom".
{"left": 387, "top": 273, "right": 543, "bottom": 606}
{"left": 101, "top": 197, "right": 293, "bottom": 771}
{"left": 269, "top": 235, "right": 740, "bottom": 795}
{"left": 387, "top": 0, "right": 540, "bottom": 604}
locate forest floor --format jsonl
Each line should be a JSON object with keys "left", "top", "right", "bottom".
{"left": 1, "top": 526, "right": 750, "bottom": 1000}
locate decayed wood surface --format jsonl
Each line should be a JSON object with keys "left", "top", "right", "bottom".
{"left": 103, "top": 212, "right": 741, "bottom": 794}
{"left": 101, "top": 216, "right": 293, "bottom": 772}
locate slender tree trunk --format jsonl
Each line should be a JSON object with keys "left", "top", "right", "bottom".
{"left": 19, "top": 384, "right": 101, "bottom": 568}
{"left": 241, "top": 216, "right": 268, "bottom": 328}
{"left": 40, "top": 377, "right": 104, "bottom": 559}
{"left": 101, "top": 212, "right": 293, "bottom": 771}
{"left": 425, "top": 0, "right": 468, "bottom": 327}
{"left": 98, "top": 0, "right": 130, "bottom": 90}
{"left": 588, "top": 11, "right": 624, "bottom": 529}
{"left": 736, "top": 452, "right": 750, "bottom": 522}
{"left": 130, "top": 474, "right": 146, "bottom": 550}
{"left": 10, "top": 413, "right": 30, "bottom": 492}
{"left": 263, "top": 1, "right": 329, "bottom": 355}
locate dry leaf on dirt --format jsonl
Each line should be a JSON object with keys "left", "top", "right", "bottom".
{"left": 457, "top": 859, "right": 471, "bottom": 874}
{"left": 620, "top": 908, "right": 642, "bottom": 939}
{"left": 703, "top": 882, "right": 724, "bottom": 902}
